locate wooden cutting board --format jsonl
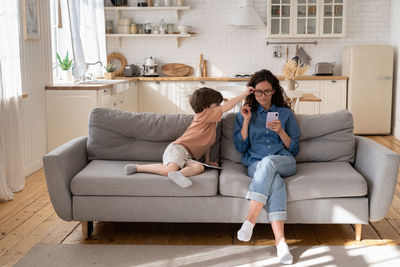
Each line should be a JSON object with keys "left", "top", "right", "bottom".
{"left": 161, "top": 63, "right": 194, "bottom": 77}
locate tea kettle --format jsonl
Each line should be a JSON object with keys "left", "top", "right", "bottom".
{"left": 142, "top": 56, "right": 159, "bottom": 77}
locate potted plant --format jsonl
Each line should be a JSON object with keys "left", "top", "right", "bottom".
{"left": 56, "top": 51, "right": 73, "bottom": 81}
{"left": 104, "top": 63, "right": 117, "bottom": 79}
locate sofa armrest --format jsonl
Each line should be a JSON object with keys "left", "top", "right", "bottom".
{"left": 43, "top": 136, "right": 89, "bottom": 221}
{"left": 354, "top": 136, "right": 400, "bottom": 222}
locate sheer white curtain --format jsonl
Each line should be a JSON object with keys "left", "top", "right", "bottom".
{"left": 67, "top": 0, "right": 107, "bottom": 79}
{"left": 0, "top": 1, "right": 25, "bottom": 201}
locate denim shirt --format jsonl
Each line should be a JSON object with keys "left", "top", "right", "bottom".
{"left": 233, "top": 104, "right": 300, "bottom": 166}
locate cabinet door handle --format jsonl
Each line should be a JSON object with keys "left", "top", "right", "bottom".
{"left": 200, "top": 81, "right": 205, "bottom": 85}
{"left": 155, "top": 81, "right": 161, "bottom": 85}
{"left": 120, "top": 100, "right": 123, "bottom": 104}
{"left": 331, "top": 80, "right": 337, "bottom": 83}
{"left": 113, "top": 103, "right": 117, "bottom": 107}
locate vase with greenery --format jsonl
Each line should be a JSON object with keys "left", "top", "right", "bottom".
{"left": 104, "top": 63, "right": 117, "bottom": 79}
{"left": 56, "top": 51, "right": 74, "bottom": 81}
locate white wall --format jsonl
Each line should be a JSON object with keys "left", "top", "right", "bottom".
{"left": 105, "top": 0, "right": 391, "bottom": 77}
{"left": 20, "top": 0, "right": 52, "bottom": 175}
{"left": 391, "top": 0, "right": 400, "bottom": 138}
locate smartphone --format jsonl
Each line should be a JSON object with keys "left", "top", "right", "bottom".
{"left": 266, "top": 112, "right": 279, "bottom": 126}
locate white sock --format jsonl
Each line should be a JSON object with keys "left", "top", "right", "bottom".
{"left": 124, "top": 164, "right": 137, "bottom": 175}
{"left": 167, "top": 171, "right": 192, "bottom": 188}
{"left": 237, "top": 220, "right": 254, "bottom": 242}
{"left": 277, "top": 241, "right": 293, "bottom": 265}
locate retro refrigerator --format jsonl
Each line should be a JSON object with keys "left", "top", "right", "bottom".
{"left": 342, "top": 45, "right": 394, "bottom": 134}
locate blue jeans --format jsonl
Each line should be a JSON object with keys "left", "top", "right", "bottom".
{"left": 246, "top": 155, "right": 296, "bottom": 222}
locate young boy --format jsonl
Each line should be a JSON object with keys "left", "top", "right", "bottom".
{"left": 125, "top": 86, "right": 253, "bottom": 188}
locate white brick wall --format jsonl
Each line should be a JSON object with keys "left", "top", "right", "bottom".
{"left": 105, "top": 0, "right": 391, "bottom": 77}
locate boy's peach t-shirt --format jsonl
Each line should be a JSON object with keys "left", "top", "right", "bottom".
{"left": 174, "top": 106, "right": 223, "bottom": 160}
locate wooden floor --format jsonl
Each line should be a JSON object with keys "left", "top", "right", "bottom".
{"left": 1, "top": 136, "right": 400, "bottom": 266}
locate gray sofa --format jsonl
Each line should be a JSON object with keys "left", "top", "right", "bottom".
{"left": 43, "top": 108, "right": 400, "bottom": 239}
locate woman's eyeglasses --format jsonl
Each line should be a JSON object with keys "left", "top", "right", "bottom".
{"left": 254, "top": 89, "right": 273, "bottom": 96}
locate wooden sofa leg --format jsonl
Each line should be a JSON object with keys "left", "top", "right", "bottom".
{"left": 355, "top": 224, "right": 362, "bottom": 241}
{"left": 82, "top": 221, "right": 93, "bottom": 239}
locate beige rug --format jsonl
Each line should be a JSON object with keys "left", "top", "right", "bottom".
{"left": 15, "top": 244, "right": 400, "bottom": 267}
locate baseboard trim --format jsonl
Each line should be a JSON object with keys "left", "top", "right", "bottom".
{"left": 393, "top": 124, "right": 400, "bottom": 140}
{"left": 24, "top": 159, "right": 43, "bottom": 177}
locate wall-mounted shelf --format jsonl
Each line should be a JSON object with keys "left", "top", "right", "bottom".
{"left": 104, "top": 6, "right": 191, "bottom": 21}
{"left": 106, "top": 33, "right": 192, "bottom": 48}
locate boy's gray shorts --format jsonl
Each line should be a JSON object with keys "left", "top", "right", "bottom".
{"left": 162, "top": 143, "right": 193, "bottom": 169}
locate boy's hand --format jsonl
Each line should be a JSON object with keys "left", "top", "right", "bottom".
{"left": 240, "top": 105, "right": 252, "bottom": 121}
{"left": 206, "top": 161, "right": 219, "bottom": 167}
{"left": 245, "top": 86, "right": 254, "bottom": 96}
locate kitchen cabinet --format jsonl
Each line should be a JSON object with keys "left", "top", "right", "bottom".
{"left": 46, "top": 81, "right": 138, "bottom": 151}
{"left": 267, "top": 0, "right": 346, "bottom": 38}
{"left": 104, "top": 6, "right": 192, "bottom": 47}
{"left": 281, "top": 79, "right": 346, "bottom": 115}
{"left": 319, "top": 79, "right": 346, "bottom": 113}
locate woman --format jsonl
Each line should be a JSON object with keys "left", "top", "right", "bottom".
{"left": 233, "top": 69, "right": 300, "bottom": 265}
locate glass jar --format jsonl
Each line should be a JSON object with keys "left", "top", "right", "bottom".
{"left": 177, "top": 0, "right": 184, "bottom": 6}
{"left": 105, "top": 20, "right": 114, "bottom": 34}
{"left": 164, "top": 0, "right": 171, "bottom": 6}
{"left": 167, "top": 23, "right": 175, "bottom": 34}
{"left": 153, "top": 0, "right": 161, "bottom": 6}
{"left": 138, "top": 0, "right": 147, "bottom": 7}
{"left": 130, "top": 23, "right": 138, "bottom": 34}
{"left": 137, "top": 23, "right": 144, "bottom": 34}
{"left": 145, "top": 23, "right": 153, "bottom": 34}
{"left": 159, "top": 18, "right": 167, "bottom": 34}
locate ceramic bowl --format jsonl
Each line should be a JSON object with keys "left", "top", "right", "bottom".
{"left": 177, "top": 25, "right": 191, "bottom": 34}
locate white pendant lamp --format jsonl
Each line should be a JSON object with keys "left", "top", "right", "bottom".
{"left": 228, "top": 0, "right": 265, "bottom": 27}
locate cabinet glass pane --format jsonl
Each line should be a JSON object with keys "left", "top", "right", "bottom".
{"left": 272, "top": 0, "right": 280, "bottom": 4}
{"left": 282, "top": 5, "right": 290, "bottom": 17}
{"left": 324, "top": 0, "right": 332, "bottom": 3}
{"left": 298, "top": 0, "right": 306, "bottom": 3}
{"left": 335, "top": 0, "right": 343, "bottom": 3}
{"left": 324, "top": 18, "right": 332, "bottom": 34}
{"left": 272, "top": 6, "right": 280, "bottom": 17}
{"left": 307, "top": 18, "right": 316, "bottom": 34}
{"left": 298, "top": 5, "right": 306, "bottom": 17}
{"left": 308, "top": 5, "right": 317, "bottom": 17}
{"left": 308, "top": 0, "right": 316, "bottom": 3}
{"left": 282, "top": 0, "right": 290, "bottom": 3}
{"left": 271, "top": 19, "right": 280, "bottom": 34}
{"left": 334, "top": 5, "right": 343, "bottom": 16}
{"left": 334, "top": 18, "right": 342, "bottom": 33}
{"left": 324, "top": 5, "right": 332, "bottom": 16}
{"left": 297, "top": 19, "right": 306, "bottom": 34}
{"left": 282, "top": 19, "right": 290, "bottom": 34}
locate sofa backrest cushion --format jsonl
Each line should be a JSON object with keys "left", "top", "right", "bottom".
{"left": 87, "top": 108, "right": 221, "bottom": 162}
{"left": 221, "top": 109, "right": 355, "bottom": 163}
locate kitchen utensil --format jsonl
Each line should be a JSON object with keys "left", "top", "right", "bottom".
{"left": 315, "top": 62, "right": 335, "bottom": 76}
{"left": 161, "top": 63, "right": 194, "bottom": 77}
{"left": 296, "top": 47, "right": 311, "bottom": 65}
{"left": 202, "top": 60, "right": 207, "bottom": 77}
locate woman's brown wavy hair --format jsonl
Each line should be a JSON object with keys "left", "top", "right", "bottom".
{"left": 245, "top": 69, "right": 292, "bottom": 113}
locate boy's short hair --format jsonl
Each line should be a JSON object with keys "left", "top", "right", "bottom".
{"left": 189, "top": 87, "right": 223, "bottom": 113}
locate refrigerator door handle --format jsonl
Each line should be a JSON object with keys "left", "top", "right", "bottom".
{"left": 377, "top": 76, "right": 392, "bottom": 80}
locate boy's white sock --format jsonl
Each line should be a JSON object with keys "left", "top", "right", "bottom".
{"left": 237, "top": 220, "right": 254, "bottom": 242}
{"left": 168, "top": 171, "right": 192, "bottom": 188}
{"left": 277, "top": 241, "right": 293, "bottom": 265}
{"left": 124, "top": 164, "right": 137, "bottom": 175}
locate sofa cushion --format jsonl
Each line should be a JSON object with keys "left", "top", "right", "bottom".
{"left": 295, "top": 110, "right": 355, "bottom": 163}
{"left": 221, "top": 110, "right": 355, "bottom": 163}
{"left": 87, "top": 108, "right": 220, "bottom": 162}
{"left": 71, "top": 160, "right": 218, "bottom": 197}
{"left": 219, "top": 160, "right": 367, "bottom": 201}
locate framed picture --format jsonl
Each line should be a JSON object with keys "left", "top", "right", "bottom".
{"left": 22, "top": 0, "right": 40, "bottom": 40}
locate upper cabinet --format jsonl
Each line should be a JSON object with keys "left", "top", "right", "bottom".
{"left": 267, "top": 0, "right": 346, "bottom": 38}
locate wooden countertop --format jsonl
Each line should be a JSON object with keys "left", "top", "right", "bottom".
{"left": 118, "top": 75, "right": 348, "bottom": 82}
{"left": 45, "top": 75, "right": 348, "bottom": 90}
